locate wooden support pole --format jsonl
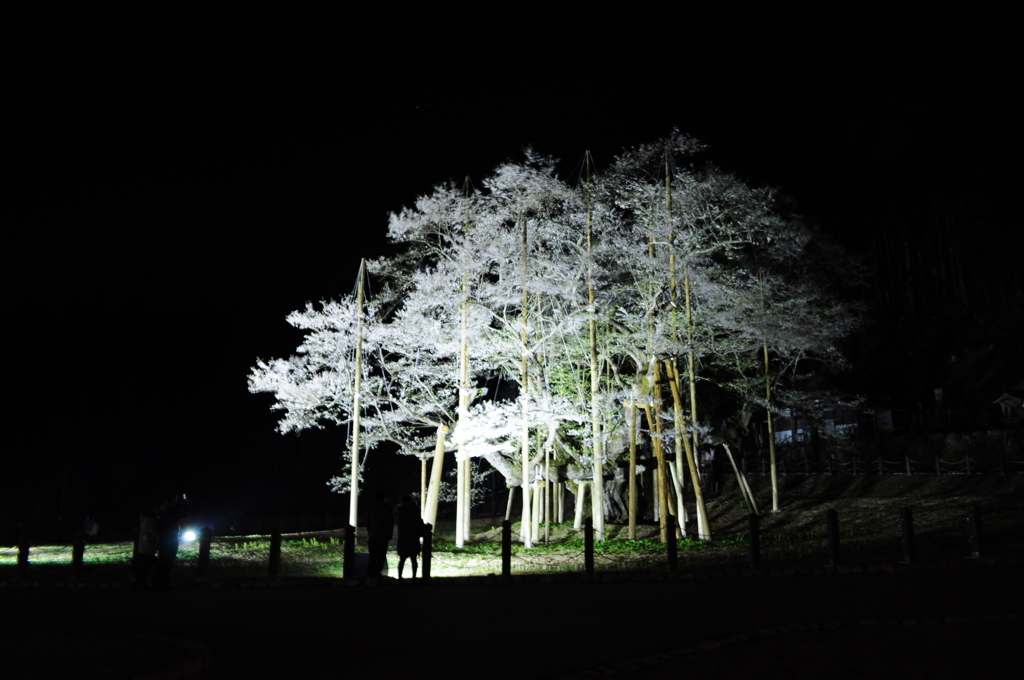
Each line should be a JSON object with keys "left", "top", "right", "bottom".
{"left": 666, "top": 514, "right": 678, "bottom": 572}
{"left": 749, "top": 513, "right": 762, "bottom": 571}
{"left": 197, "top": 527, "right": 212, "bottom": 578}
{"left": 900, "top": 507, "right": 916, "bottom": 564}
{"left": 966, "top": 504, "right": 982, "bottom": 559}
{"left": 935, "top": 455, "right": 941, "bottom": 475}
{"left": 268, "top": 525, "right": 282, "bottom": 578}
{"left": 584, "top": 516, "right": 594, "bottom": 576}
{"left": 17, "top": 528, "right": 28, "bottom": 579}
{"left": 826, "top": 509, "right": 841, "bottom": 567}
{"left": 878, "top": 457, "right": 884, "bottom": 475}
{"left": 343, "top": 525, "right": 354, "bottom": 580}
{"left": 72, "top": 531, "right": 85, "bottom": 579}
{"left": 965, "top": 455, "right": 972, "bottom": 475}
{"left": 422, "top": 523, "right": 433, "bottom": 579}
{"left": 501, "top": 519, "right": 512, "bottom": 577}
{"left": 906, "top": 456, "right": 912, "bottom": 475}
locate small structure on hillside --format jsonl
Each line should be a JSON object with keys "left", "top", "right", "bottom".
{"left": 993, "top": 384, "right": 1024, "bottom": 424}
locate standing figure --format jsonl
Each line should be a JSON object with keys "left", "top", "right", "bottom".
{"left": 366, "top": 489, "right": 394, "bottom": 580}
{"left": 153, "top": 492, "right": 189, "bottom": 590}
{"left": 133, "top": 510, "right": 158, "bottom": 589}
{"left": 396, "top": 494, "right": 424, "bottom": 579}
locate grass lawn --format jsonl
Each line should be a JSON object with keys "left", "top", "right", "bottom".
{"left": 3, "top": 473, "right": 1022, "bottom": 584}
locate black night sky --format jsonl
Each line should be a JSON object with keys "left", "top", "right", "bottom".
{"left": 5, "top": 10, "right": 1018, "bottom": 531}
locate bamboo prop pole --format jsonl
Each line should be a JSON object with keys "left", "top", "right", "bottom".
{"left": 662, "top": 358, "right": 710, "bottom": 540}
{"left": 628, "top": 400, "right": 638, "bottom": 540}
{"left": 420, "top": 454, "right": 427, "bottom": 517}
{"left": 642, "top": 390, "right": 670, "bottom": 543}
{"left": 585, "top": 151, "right": 606, "bottom": 542}
{"left": 424, "top": 425, "right": 449, "bottom": 528}
{"left": 544, "top": 445, "right": 551, "bottom": 544}
{"left": 667, "top": 458, "right": 685, "bottom": 539}
{"left": 760, "top": 269, "right": 780, "bottom": 513}
{"left": 531, "top": 476, "right": 541, "bottom": 544}
{"left": 723, "top": 443, "right": 759, "bottom": 516}
{"left": 574, "top": 481, "right": 586, "bottom": 530}
{"left": 662, "top": 359, "right": 689, "bottom": 537}
{"left": 455, "top": 457, "right": 466, "bottom": 547}
{"left": 683, "top": 267, "right": 700, "bottom": 455}
{"left": 456, "top": 178, "right": 474, "bottom": 547}
{"left": 505, "top": 485, "right": 515, "bottom": 521}
{"left": 652, "top": 468, "right": 659, "bottom": 522}
{"left": 349, "top": 259, "right": 366, "bottom": 529}
{"left": 519, "top": 214, "right": 533, "bottom": 548}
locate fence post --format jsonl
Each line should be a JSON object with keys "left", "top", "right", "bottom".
{"left": 966, "top": 504, "right": 982, "bottom": 559}
{"left": 501, "top": 519, "right": 512, "bottom": 577}
{"left": 268, "top": 524, "right": 281, "bottom": 578}
{"left": 197, "top": 527, "right": 212, "bottom": 578}
{"left": 343, "top": 525, "right": 354, "bottom": 580}
{"left": 72, "top": 530, "right": 85, "bottom": 579}
{"left": 965, "top": 456, "right": 972, "bottom": 475}
{"left": 17, "top": 527, "right": 28, "bottom": 579}
{"left": 935, "top": 455, "right": 941, "bottom": 475}
{"left": 826, "top": 509, "right": 841, "bottom": 567}
{"left": 827, "top": 459, "right": 833, "bottom": 476}
{"left": 900, "top": 507, "right": 916, "bottom": 564}
{"left": 422, "top": 523, "right": 433, "bottom": 579}
{"left": 852, "top": 458, "right": 858, "bottom": 476}
{"left": 878, "top": 457, "right": 884, "bottom": 475}
{"left": 665, "top": 514, "right": 678, "bottom": 572}
{"left": 749, "top": 513, "right": 761, "bottom": 571}
{"left": 906, "top": 456, "right": 912, "bottom": 476}
{"left": 584, "top": 516, "right": 594, "bottom": 576}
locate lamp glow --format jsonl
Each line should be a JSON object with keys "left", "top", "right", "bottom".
{"left": 183, "top": 530, "right": 197, "bottom": 541}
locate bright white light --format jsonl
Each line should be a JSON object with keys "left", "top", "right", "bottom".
{"left": 183, "top": 530, "right": 197, "bottom": 542}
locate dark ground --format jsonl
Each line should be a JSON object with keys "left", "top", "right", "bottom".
{"left": 2, "top": 563, "right": 1021, "bottom": 679}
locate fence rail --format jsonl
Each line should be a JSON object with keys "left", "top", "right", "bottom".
{"left": 738, "top": 454, "right": 1024, "bottom": 477}
{"left": 2, "top": 504, "right": 1002, "bottom": 584}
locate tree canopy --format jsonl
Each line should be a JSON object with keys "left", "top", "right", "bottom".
{"left": 249, "top": 132, "right": 861, "bottom": 540}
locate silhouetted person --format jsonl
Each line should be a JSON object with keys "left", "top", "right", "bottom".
{"left": 396, "top": 494, "right": 424, "bottom": 579}
{"left": 81, "top": 515, "right": 99, "bottom": 539}
{"left": 366, "top": 489, "right": 393, "bottom": 580}
{"left": 153, "top": 493, "right": 188, "bottom": 590}
{"left": 133, "top": 509, "right": 158, "bottom": 589}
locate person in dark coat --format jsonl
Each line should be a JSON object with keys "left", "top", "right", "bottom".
{"left": 133, "top": 509, "right": 158, "bottom": 589}
{"left": 153, "top": 492, "right": 188, "bottom": 590}
{"left": 396, "top": 494, "right": 424, "bottom": 579}
{"left": 366, "top": 489, "right": 394, "bottom": 580}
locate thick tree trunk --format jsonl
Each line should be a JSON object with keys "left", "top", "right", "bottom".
{"left": 424, "top": 425, "right": 448, "bottom": 528}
